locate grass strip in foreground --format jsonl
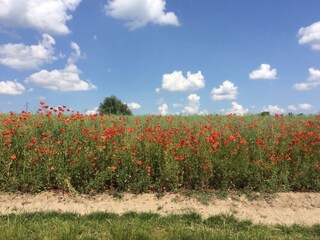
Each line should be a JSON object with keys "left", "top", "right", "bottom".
{"left": 0, "top": 212, "right": 319, "bottom": 239}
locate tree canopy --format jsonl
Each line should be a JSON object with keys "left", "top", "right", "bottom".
{"left": 98, "top": 95, "right": 132, "bottom": 115}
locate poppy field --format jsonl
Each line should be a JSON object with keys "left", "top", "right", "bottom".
{"left": 1, "top": 102, "right": 320, "bottom": 193}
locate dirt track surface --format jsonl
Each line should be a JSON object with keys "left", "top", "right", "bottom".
{"left": 0, "top": 192, "right": 319, "bottom": 226}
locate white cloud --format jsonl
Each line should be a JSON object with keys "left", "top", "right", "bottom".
{"left": 287, "top": 105, "right": 297, "bottom": 111}
{"left": 155, "top": 87, "right": 161, "bottom": 93}
{"left": 298, "top": 103, "right": 312, "bottom": 110}
{"left": 25, "top": 64, "right": 96, "bottom": 92}
{"left": 294, "top": 68, "right": 320, "bottom": 90}
{"left": 0, "top": 80, "right": 25, "bottom": 95}
{"left": 127, "top": 102, "right": 141, "bottom": 110}
{"left": 0, "top": 34, "right": 56, "bottom": 70}
{"left": 85, "top": 107, "right": 99, "bottom": 115}
{"left": 158, "top": 103, "right": 168, "bottom": 115}
{"left": 67, "top": 42, "right": 82, "bottom": 65}
{"left": 288, "top": 103, "right": 313, "bottom": 111}
{"left": 162, "top": 71, "right": 205, "bottom": 92}
{"left": 249, "top": 64, "right": 277, "bottom": 80}
{"left": 0, "top": 0, "right": 81, "bottom": 35}
{"left": 226, "top": 102, "right": 248, "bottom": 116}
{"left": 183, "top": 93, "right": 200, "bottom": 114}
{"left": 262, "top": 105, "right": 285, "bottom": 115}
{"left": 199, "top": 109, "right": 208, "bottom": 115}
{"left": 105, "top": 0, "right": 180, "bottom": 30}
{"left": 25, "top": 42, "right": 96, "bottom": 92}
{"left": 298, "top": 21, "right": 320, "bottom": 51}
{"left": 211, "top": 80, "right": 238, "bottom": 101}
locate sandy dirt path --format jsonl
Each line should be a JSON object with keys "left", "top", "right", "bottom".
{"left": 0, "top": 191, "right": 319, "bottom": 226}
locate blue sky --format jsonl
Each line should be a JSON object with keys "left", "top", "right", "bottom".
{"left": 0, "top": 0, "right": 320, "bottom": 115}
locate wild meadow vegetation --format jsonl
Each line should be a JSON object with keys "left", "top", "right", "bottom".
{"left": 1, "top": 102, "right": 319, "bottom": 194}
{"left": 1, "top": 212, "right": 319, "bottom": 240}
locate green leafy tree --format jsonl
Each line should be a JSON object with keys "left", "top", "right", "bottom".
{"left": 98, "top": 95, "right": 132, "bottom": 115}
{"left": 260, "top": 111, "right": 270, "bottom": 117}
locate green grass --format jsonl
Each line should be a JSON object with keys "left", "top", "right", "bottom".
{"left": 0, "top": 212, "right": 319, "bottom": 239}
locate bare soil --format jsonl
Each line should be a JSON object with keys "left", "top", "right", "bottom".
{"left": 0, "top": 191, "right": 319, "bottom": 226}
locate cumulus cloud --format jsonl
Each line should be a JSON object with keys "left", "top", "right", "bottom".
{"left": 199, "top": 109, "right": 208, "bottom": 115}
{"left": 288, "top": 103, "right": 313, "bottom": 111}
{"left": 67, "top": 42, "right": 82, "bottom": 65}
{"left": 162, "top": 71, "right": 205, "bottom": 92}
{"left": 298, "top": 103, "right": 313, "bottom": 110}
{"left": 25, "top": 64, "right": 96, "bottom": 92}
{"left": 287, "top": 105, "right": 297, "bottom": 111}
{"left": 127, "top": 102, "right": 141, "bottom": 110}
{"left": 262, "top": 105, "right": 285, "bottom": 115}
{"left": 298, "top": 21, "right": 320, "bottom": 51}
{"left": 183, "top": 93, "right": 200, "bottom": 114}
{"left": 25, "top": 42, "right": 96, "bottom": 92}
{"left": 0, "top": 0, "right": 81, "bottom": 35}
{"left": 225, "top": 102, "right": 248, "bottom": 116}
{"left": 0, "top": 80, "right": 25, "bottom": 95}
{"left": 85, "top": 107, "right": 99, "bottom": 115}
{"left": 249, "top": 64, "right": 277, "bottom": 80}
{"left": 211, "top": 80, "right": 238, "bottom": 101}
{"left": 158, "top": 103, "right": 168, "bottom": 115}
{"left": 0, "top": 34, "right": 56, "bottom": 70}
{"left": 105, "top": 0, "right": 180, "bottom": 30}
{"left": 294, "top": 68, "right": 320, "bottom": 90}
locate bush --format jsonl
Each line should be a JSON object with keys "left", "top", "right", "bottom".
{"left": 260, "top": 111, "right": 270, "bottom": 116}
{"left": 98, "top": 95, "right": 132, "bottom": 115}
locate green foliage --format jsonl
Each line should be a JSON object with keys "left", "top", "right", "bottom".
{"left": 260, "top": 111, "right": 270, "bottom": 116}
{"left": 98, "top": 95, "right": 132, "bottom": 115}
{"left": 0, "top": 111, "right": 320, "bottom": 194}
{"left": 0, "top": 212, "right": 318, "bottom": 239}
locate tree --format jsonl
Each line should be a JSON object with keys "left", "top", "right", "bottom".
{"left": 98, "top": 95, "right": 132, "bottom": 115}
{"left": 260, "top": 111, "right": 270, "bottom": 116}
